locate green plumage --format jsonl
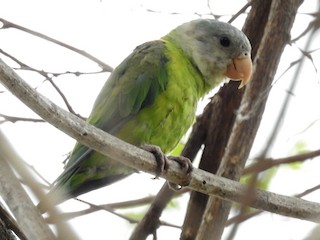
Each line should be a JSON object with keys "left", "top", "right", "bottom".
{"left": 45, "top": 19, "right": 252, "bottom": 204}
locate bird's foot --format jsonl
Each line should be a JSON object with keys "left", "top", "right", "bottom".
{"left": 141, "top": 144, "right": 193, "bottom": 190}
{"left": 167, "top": 155, "right": 193, "bottom": 190}
{"left": 141, "top": 144, "right": 169, "bottom": 176}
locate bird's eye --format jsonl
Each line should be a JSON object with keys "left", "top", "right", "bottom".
{"left": 220, "top": 37, "right": 230, "bottom": 47}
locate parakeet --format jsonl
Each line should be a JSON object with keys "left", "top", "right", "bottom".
{"left": 40, "top": 19, "right": 252, "bottom": 208}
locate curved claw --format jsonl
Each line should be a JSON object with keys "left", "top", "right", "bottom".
{"left": 141, "top": 144, "right": 193, "bottom": 188}
{"left": 167, "top": 155, "right": 193, "bottom": 189}
{"left": 141, "top": 144, "right": 168, "bottom": 178}
{"left": 167, "top": 156, "right": 193, "bottom": 175}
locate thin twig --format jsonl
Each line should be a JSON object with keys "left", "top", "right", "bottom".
{"left": 46, "top": 194, "right": 174, "bottom": 222}
{"left": 228, "top": 1, "right": 252, "bottom": 23}
{"left": 0, "top": 48, "right": 86, "bottom": 118}
{"left": 243, "top": 148, "right": 320, "bottom": 175}
{"left": 0, "top": 18, "right": 113, "bottom": 72}
{"left": 0, "top": 47, "right": 107, "bottom": 76}
{"left": 0, "top": 113, "right": 44, "bottom": 123}
{"left": 46, "top": 198, "right": 181, "bottom": 229}
{"left": 46, "top": 78, "right": 84, "bottom": 119}
{"left": 291, "top": 11, "right": 320, "bottom": 43}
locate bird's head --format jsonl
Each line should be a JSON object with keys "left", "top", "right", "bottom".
{"left": 167, "top": 19, "right": 252, "bottom": 89}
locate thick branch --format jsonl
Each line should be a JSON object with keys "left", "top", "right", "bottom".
{"left": 0, "top": 203, "right": 27, "bottom": 240}
{"left": 181, "top": 82, "right": 243, "bottom": 240}
{"left": 0, "top": 131, "right": 80, "bottom": 240}
{"left": 193, "top": 0, "right": 305, "bottom": 239}
{"left": 193, "top": 0, "right": 272, "bottom": 239}
{"left": 1, "top": 58, "right": 320, "bottom": 224}
{"left": 0, "top": 132, "right": 56, "bottom": 240}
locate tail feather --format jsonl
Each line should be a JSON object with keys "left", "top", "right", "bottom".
{"left": 37, "top": 173, "right": 131, "bottom": 213}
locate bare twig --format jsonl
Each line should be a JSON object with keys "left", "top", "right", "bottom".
{"left": 47, "top": 196, "right": 157, "bottom": 222}
{"left": 46, "top": 77, "right": 85, "bottom": 119}
{"left": 0, "top": 47, "right": 106, "bottom": 76}
{"left": 291, "top": 11, "right": 320, "bottom": 43}
{"left": 228, "top": 1, "right": 252, "bottom": 23}
{"left": 0, "top": 113, "right": 44, "bottom": 123}
{"left": 47, "top": 191, "right": 187, "bottom": 222}
{"left": 76, "top": 198, "right": 143, "bottom": 224}
{"left": 0, "top": 48, "right": 86, "bottom": 118}
{"left": 260, "top": 29, "right": 318, "bottom": 158}
{"left": 244, "top": 149, "right": 320, "bottom": 175}
{"left": 23, "top": 163, "right": 52, "bottom": 187}
{"left": 0, "top": 18, "right": 113, "bottom": 72}
{"left": 46, "top": 198, "right": 181, "bottom": 230}
{"left": 295, "top": 184, "right": 320, "bottom": 198}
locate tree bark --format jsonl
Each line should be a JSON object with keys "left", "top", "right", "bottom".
{"left": 180, "top": 0, "right": 273, "bottom": 239}
{"left": 195, "top": 0, "right": 304, "bottom": 239}
{"left": 0, "top": 132, "right": 56, "bottom": 240}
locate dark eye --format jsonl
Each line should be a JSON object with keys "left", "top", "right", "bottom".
{"left": 220, "top": 37, "right": 230, "bottom": 47}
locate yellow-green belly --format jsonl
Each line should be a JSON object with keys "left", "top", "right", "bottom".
{"left": 115, "top": 83, "right": 197, "bottom": 153}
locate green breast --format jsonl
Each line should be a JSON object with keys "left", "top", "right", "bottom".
{"left": 115, "top": 40, "right": 209, "bottom": 153}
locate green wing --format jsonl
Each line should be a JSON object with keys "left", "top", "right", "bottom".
{"left": 54, "top": 40, "right": 169, "bottom": 195}
{"left": 88, "top": 40, "right": 168, "bottom": 132}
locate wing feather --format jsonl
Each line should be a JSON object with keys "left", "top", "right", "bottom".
{"left": 56, "top": 40, "right": 169, "bottom": 187}
{"left": 88, "top": 40, "right": 168, "bottom": 131}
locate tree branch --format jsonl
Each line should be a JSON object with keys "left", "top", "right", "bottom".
{"left": 196, "top": 0, "right": 304, "bottom": 239}
{"left": 1, "top": 57, "right": 320, "bottom": 224}
{"left": 227, "top": 183, "right": 320, "bottom": 226}
{"left": 0, "top": 131, "right": 56, "bottom": 240}
{"left": 244, "top": 148, "right": 320, "bottom": 175}
{"left": 0, "top": 130, "right": 80, "bottom": 240}
{"left": 181, "top": 82, "right": 243, "bottom": 240}
{"left": 0, "top": 18, "right": 113, "bottom": 72}
{"left": 0, "top": 113, "right": 44, "bottom": 123}
{"left": 226, "top": 1, "right": 313, "bottom": 238}
{"left": 0, "top": 203, "right": 27, "bottom": 240}
{"left": 0, "top": 48, "right": 86, "bottom": 118}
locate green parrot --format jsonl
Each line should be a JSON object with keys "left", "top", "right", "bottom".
{"left": 40, "top": 19, "right": 252, "bottom": 209}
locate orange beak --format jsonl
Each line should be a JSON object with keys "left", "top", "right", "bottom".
{"left": 225, "top": 52, "right": 253, "bottom": 89}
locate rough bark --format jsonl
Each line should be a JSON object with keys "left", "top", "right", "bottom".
{"left": 195, "top": 0, "right": 304, "bottom": 239}
{"left": 180, "top": 1, "right": 273, "bottom": 239}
